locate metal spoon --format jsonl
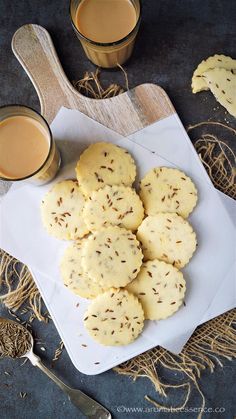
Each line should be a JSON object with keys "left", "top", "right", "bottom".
{"left": 0, "top": 318, "right": 111, "bottom": 419}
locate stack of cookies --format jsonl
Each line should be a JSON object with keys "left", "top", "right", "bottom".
{"left": 41, "top": 142, "right": 198, "bottom": 346}
{"left": 191, "top": 54, "right": 236, "bottom": 117}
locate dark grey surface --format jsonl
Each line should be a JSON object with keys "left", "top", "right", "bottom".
{"left": 0, "top": 1, "right": 235, "bottom": 418}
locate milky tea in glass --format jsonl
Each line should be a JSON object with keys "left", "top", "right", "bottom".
{"left": 0, "top": 106, "right": 61, "bottom": 185}
{"left": 70, "top": 0, "right": 141, "bottom": 68}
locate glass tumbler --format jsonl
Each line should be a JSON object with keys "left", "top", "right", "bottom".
{"left": 0, "top": 105, "right": 61, "bottom": 186}
{"left": 70, "top": 0, "right": 141, "bottom": 68}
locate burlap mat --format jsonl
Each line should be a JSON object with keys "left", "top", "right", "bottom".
{"left": 0, "top": 70, "right": 235, "bottom": 417}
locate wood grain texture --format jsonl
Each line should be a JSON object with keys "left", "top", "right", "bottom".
{"left": 12, "top": 24, "right": 175, "bottom": 135}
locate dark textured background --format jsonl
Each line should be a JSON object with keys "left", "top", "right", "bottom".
{"left": 0, "top": 1, "right": 235, "bottom": 418}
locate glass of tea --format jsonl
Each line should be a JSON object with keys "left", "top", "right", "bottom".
{"left": 70, "top": 0, "right": 141, "bottom": 68}
{"left": 0, "top": 105, "right": 61, "bottom": 185}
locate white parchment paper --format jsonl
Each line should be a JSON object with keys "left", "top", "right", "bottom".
{"left": 0, "top": 107, "right": 235, "bottom": 373}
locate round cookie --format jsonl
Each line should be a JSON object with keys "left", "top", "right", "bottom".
{"left": 140, "top": 167, "right": 198, "bottom": 218}
{"left": 41, "top": 180, "right": 89, "bottom": 240}
{"left": 126, "top": 260, "right": 186, "bottom": 320}
{"left": 76, "top": 142, "right": 136, "bottom": 195}
{"left": 137, "top": 213, "right": 197, "bottom": 268}
{"left": 83, "top": 288, "right": 144, "bottom": 346}
{"left": 82, "top": 226, "right": 143, "bottom": 287}
{"left": 60, "top": 240, "right": 108, "bottom": 299}
{"left": 83, "top": 185, "right": 144, "bottom": 231}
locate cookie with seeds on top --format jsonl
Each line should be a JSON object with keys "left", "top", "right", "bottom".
{"left": 41, "top": 180, "right": 89, "bottom": 240}
{"left": 140, "top": 167, "right": 198, "bottom": 218}
{"left": 191, "top": 54, "right": 236, "bottom": 93}
{"left": 75, "top": 142, "right": 136, "bottom": 196}
{"left": 83, "top": 288, "right": 144, "bottom": 346}
{"left": 60, "top": 240, "right": 109, "bottom": 299}
{"left": 137, "top": 213, "right": 197, "bottom": 268}
{"left": 82, "top": 226, "right": 143, "bottom": 288}
{"left": 83, "top": 185, "right": 144, "bottom": 231}
{"left": 126, "top": 260, "right": 186, "bottom": 320}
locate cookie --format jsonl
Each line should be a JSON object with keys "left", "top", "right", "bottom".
{"left": 126, "top": 260, "right": 186, "bottom": 320}
{"left": 41, "top": 180, "right": 89, "bottom": 240}
{"left": 137, "top": 213, "right": 197, "bottom": 268}
{"left": 139, "top": 167, "right": 198, "bottom": 218}
{"left": 83, "top": 288, "right": 144, "bottom": 346}
{"left": 83, "top": 185, "right": 144, "bottom": 231}
{"left": 76, "top": 142, "right": 136, "bottom": 195}
{"left": 82, "top": 226, "right": 143, "bottom": 287}
{"left": 191, "top": 54, "right": 236, "bottom": 93}
{"left": 203, "top": 68, "right": 236, "bottom": 118}
{"left": 60, "top": 240, "right": 108, "bottom": 299}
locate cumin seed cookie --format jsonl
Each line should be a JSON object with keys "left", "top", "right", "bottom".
{"left": 41, "top": 180, "right": 89, "bottom": 240}
{"left": 82, "top": 226, "right": 143, "bottom": 287}
{"left": 76, "top": 142, "right": 136, "bottom": 195}
{"left": 83, "top": 185, "right": 144, "bottom": 231}
{"left": 191, "top": 54, "right": 236, "bottom": 93}
{"left": 202, "top": 68, "right": 236, "bottom": 118}
{"left": 137, "top": 213, "right": 197, "bottom": 268}
{"left": 140, "top": 167, "right": 198, "bottom": 218}
{"left": 83, "top": 288, "right": 144, "bottom": 346}
{"left": 60, "top": 240, "right": 109, "bottom": 299}
{"left": 126, "top": 260, "right": 186, "bottom": 320}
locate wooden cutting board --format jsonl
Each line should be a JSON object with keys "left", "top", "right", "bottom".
{"left": 12, "top": 24, "right": 175, "bottom": 135}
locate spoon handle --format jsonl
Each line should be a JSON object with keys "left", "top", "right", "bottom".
{"left": 34, "top": 359, "right": 111, "bottom": 418}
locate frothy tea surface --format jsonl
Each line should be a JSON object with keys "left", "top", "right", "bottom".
{"left": 75, "top": 0, "right": 137, "bottom": 43}
{"left": 0, "top": 116, "right": 50, "bottom": 179}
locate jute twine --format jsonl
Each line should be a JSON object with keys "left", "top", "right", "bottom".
{"left": 0, "top": 70, "right": 235, "bottom": 417}
{"left": 72, "top": 66, "right": 129, "bottom": 99}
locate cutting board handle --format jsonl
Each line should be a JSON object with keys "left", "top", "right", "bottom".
{"left": 12, "top": 24, "right": 88, "bottom": 123}
{"left": 12, "top": 24, "right": 174, "bottom": 133}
